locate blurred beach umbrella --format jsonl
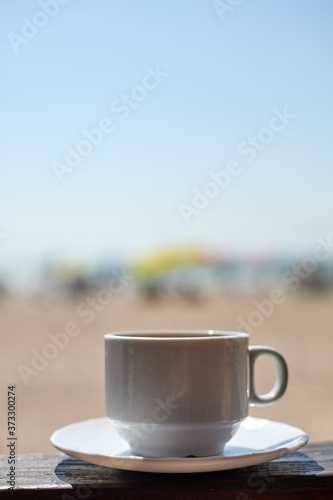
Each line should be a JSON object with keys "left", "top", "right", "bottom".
{"left": 131, "top": 246, "right": 205, "bottom": 279}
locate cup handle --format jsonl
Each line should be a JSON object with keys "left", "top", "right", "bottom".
{"left": 248, "top": 346, "right": 288, "bottom": 406}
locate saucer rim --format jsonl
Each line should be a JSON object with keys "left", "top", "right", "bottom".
{"left": 50, "top": 417, "right": 309, "bottom": 473}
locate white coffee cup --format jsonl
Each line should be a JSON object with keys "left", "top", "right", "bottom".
{"left": 105, "top": 330, "right": 288, "bottom": 457}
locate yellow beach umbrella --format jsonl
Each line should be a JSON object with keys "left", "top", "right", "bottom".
{"left": 131, "top": 246, "right": 204, "bottom": 279}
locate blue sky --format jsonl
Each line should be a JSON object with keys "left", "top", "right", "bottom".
{"left": 1, "top": 0, "right": 333, "bottom": 271}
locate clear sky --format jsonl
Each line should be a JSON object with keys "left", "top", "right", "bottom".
{"left": 1, "top": 0, "right": 333, "bottom": 271}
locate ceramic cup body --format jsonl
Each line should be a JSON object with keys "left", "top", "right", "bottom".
{"left": 105, "top": 331, "right": 288, "bottom": 458}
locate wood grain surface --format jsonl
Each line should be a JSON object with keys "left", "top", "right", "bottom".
{"left": 0, "top": 443, "right": 333, "bottom": 499}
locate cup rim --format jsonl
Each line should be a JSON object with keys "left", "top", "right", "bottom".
{"left": 104, "top": 330, "right": 249, "bottom": 340}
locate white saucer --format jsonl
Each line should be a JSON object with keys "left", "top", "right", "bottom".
{"left": 50, "top": 417, "right": 308, "bottom": 473}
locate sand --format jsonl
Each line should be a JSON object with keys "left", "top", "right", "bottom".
{"left": 1, "top": 290, "right": 332, "bottom": 454}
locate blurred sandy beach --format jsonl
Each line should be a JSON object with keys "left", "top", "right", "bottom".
{"left": 1, "top": 289, "right": 332, "bottom": 454}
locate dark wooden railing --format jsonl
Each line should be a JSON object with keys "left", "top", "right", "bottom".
{"left": 1, "top": 442, "right": 333, "bottom": 499}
